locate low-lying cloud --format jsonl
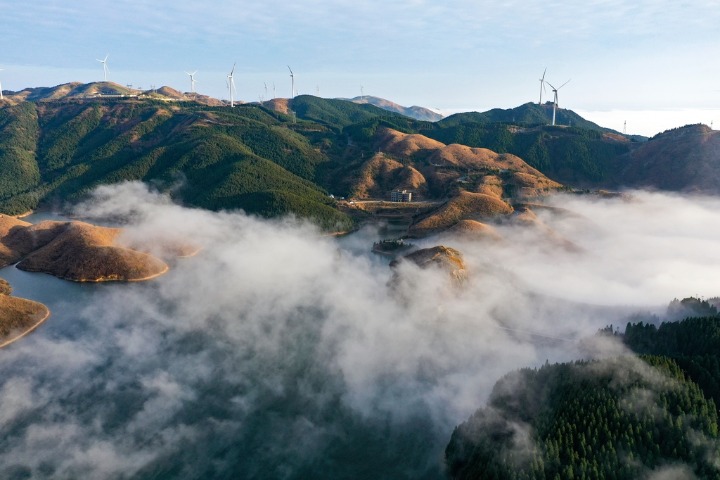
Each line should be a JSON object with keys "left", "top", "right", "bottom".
{"left": 1, "top": 183, "right": 719, "bottom": 478}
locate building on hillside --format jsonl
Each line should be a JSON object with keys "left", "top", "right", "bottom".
{"left": 390, "top": 190, "right": 413, "bottom": 202}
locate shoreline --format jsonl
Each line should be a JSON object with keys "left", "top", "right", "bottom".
{"left": 13, "top": 210, "right": 34, "bottom": 219}
{"left": 0, "top": 306, "right": 51, "bottom": 349}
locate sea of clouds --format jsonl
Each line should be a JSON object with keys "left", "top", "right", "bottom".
{"left": 0, "top": 183, "right": 719, "bottom": 479}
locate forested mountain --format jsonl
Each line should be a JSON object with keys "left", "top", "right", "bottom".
{"left": 446, "top": 312, "right": 720, "bottom": 480}
{"left": 614, "top": 124, "right": 720, "bottom": 193}
{"left": 0, "top": 96, "right": 351, "bottom": 229}
{"left": 438, "top": 103, "right": 615, "bottom": 134}
{"left": 446, "top": 356, "right": 720, "bottom": 480}
{"left": 1, "top": 83, "right": 718, "bottom": 233}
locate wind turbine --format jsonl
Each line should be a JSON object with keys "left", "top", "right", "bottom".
{"left": 96, "top": 54, "right": 109, "bottom": 82}
{"left": 287, "top": 65, "right": 295, "bottom": 99}
{"left": 538, "top": 68, "right": 546, "bottom": 105}
{"left": 0, "top": 69, "right": 4, "bottom": 100}
{"left": 545, "top": 79, "right": 570, "bottom": 126}
{"left": 185, "top": 70, "right": 197, "bottom": 94}
{"left": 226, "top": 63, "right": 237, "bottom": 107}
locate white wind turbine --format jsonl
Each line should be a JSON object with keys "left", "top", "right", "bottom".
{"left": 226, "top": 63, "right": 237, "bottom": 107}
{"left": 545, "top": 79, "right": 570, "bottom": 126}
{"left": 538, "top": 68, "right": 547, "bottom": 105}
{"left": 185, "top": 70, "right": 197, "bottom": 94}
{"left": 287, "top": 65, "right": 295, "bottom": 98}
{"left": 96, "top": 54, "right": 109, "bottom": 82}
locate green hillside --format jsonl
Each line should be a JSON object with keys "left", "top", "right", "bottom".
{"left": 290, "top": 94, "right": 409, "bottom": 130}
{"left": 446, "top": 312, "right": 720, "bottom": 480}
{"left": 446, "top": 355, "right": 720, "bottom": 480}
{"left": 0, "top": 103, "right": 40, "bottom": 201}
{"left": 0, "top": 98, "right": 351, "bottom": 230}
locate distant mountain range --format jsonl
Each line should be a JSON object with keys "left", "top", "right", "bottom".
{"left": 2, "top": 81, "right": 225, "bottom": 107}
{"left": 348, "top": 95, "right": 444, "bottom": 122}
{"left": 1, "top": 82, "right": 718, "bottom": 233}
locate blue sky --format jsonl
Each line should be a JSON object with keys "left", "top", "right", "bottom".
{"left": 1, "top": 0, "right": 719, "bottom": 136}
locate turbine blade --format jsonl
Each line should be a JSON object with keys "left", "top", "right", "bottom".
{"left": 559, "top": 79, "right": 571, "bottom": 89}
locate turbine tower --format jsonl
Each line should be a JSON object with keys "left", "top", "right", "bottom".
{"left": 0, "top": 69, "right": 4, "bottom": 100}
{"left": 96, "top": 54, "right": 109, "bottom": 82}
{"left": 545, "top": 79, "right": 570, "bottom": 126}
{"left": 185, "top": 70, "right": 197, "bottom": 94}
{"left": 538, "top": 68, "right": 546, "bottom": 105}
{"left": 287, "top": 65, "right": 295, "bottom": 99}
{"left": 226, "top": 63, "right": 237, "bottom": 107}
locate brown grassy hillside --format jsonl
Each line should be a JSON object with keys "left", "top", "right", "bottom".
{"left": 408, "top": 191, "right": 513, "bottom": 237}
{"left": 446, "top": 219, "right": 502, "bottom": 241}
{"left": 617, "top": 124, "right": 720, "bottom": 193}
{"left": 16, "top": 221, "right": 168, "bottom": 282}
{"left": 351, "top": 153, "right": 428, "bottom": 199}
{"left": 365, "top": 128, "right": 563, "bottom": 236}
{"left": 1, "top": 219, "right": 171, "bottom": 282}
{"left": 264, "top": 98, "right": 290, "bottom": 114}
{"left": 391, "top": 245, "right": 467, "bottom": 286}
{"left": 377, "top": 128, "right": 446, "bottom": 157}
{"left": 0, "top": 277, "right": 11, "bottom": 295}
{"left": 0, "top": 285, "right": 50, "bottom": 348}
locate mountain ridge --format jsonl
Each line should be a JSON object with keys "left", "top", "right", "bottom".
{"left": 1, "top": 83, "right": 718, "bottom": 233}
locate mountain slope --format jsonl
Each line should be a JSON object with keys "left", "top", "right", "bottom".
{"left": 613, "top": 124, "right": 720, "bottom": 193}
{"left": 0, "top": 95, "right": 351, "bottom": 229}
{"left": 447, "top": 355, "right": 720, "bottom": 480}
{"left": 287, "top": 95, "right": 408, "bottom": 130}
